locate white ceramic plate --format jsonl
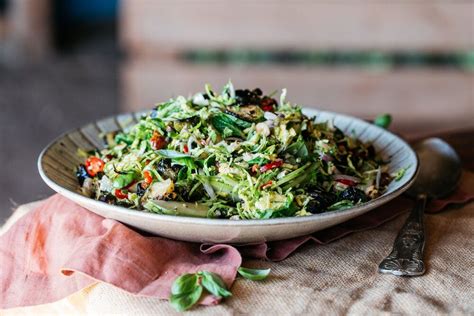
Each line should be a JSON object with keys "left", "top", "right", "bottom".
{"left": 38, "top": 109, "right": 418, "bottom": 243}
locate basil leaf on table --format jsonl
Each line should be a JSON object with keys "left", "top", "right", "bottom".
{"left": 171, "top": 273, "right": 199, "bottom": 295}
{"left": 198, "top": 271, "right": 232, "bottom": 298}
{"left": 237, "top": 267, "right": 271, "bottom": 281}
{"left": 170, "top": 285, "right": 203, "bottom": 312}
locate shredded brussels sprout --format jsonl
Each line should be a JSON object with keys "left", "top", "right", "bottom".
{"left": 76, "top": 83, "right": 393, "bottom": 219}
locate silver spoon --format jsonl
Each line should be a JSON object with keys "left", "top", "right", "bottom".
{"left": 378, "top": 138, "right": 462, "bottom": 276}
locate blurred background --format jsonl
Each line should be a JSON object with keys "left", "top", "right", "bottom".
{"left": 0, "top": 1, "right": 473, "bottom": 222}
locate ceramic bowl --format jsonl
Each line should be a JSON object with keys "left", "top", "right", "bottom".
{"left": 38, "top": 109, "right": 418, "bottom": 243}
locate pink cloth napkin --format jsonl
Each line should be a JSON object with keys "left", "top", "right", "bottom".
{"left": 1, "top": 171, "right": 473, "bottom": 309}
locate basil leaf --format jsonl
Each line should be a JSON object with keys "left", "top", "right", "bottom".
{"left": 198, "top": 271, "right": 232, "bottom": 298}
{"left": 112, "top": 172, "right": 137, "bottom": 189}
{"left": 373, "top": 114, "right": 392, "bottom": 129}
{"left": 237, "top": 267, "right": 271, "bottom": 281}
{"left": 170, "top": 285, "right": 203, "bottom": 312}
{"left": 211, "top": 113, "right": 245, "bottom": 138}
{"left": 171, "top": 273, "right": 199, "bottom": 295}
{"left": 157, "top": 150, "right": 191, "bottom": 159}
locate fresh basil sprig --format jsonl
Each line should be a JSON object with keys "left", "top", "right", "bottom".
{"left": 199, "top": 271, "right": 232, "bottom": 298}
{"left": 169, "top": 267, "right": 270, "bottom": 312}
{"left": 237, "top": 267, "right": 271, "bottom": 281}
{"left": 169, "top": 274, "right": 203, "bottom": 312}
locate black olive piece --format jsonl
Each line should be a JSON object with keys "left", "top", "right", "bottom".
{"left": 76, "top": 164, "right": 90, "bottom": 186}
{"left": 339, "top": 187, "right": 368, "bottom": 203}
{"left": 137, "top": 183, "right": 146, "bottom": 196}
{"left": 306, "top": 190, "right": 337, "bottom": 214}
{"left": 252, "top": 88, "right": 263, "bottom": 96}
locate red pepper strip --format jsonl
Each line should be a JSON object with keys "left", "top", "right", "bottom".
{"left": 115, "top": 189, "right": 128, "bottom": 199}
{"left": 260, "top": 159, "right": 283, "bottom": 173}
{"left": 335, "top": 179, "right": 357, "bottom": 186}
{"left": 260, "top": 180, "right": 273, "bottom": 189}
{"left": 183, "top": 144, "right": 189, "bottom": 154}
{"left": 85, "top": 156, "right": 105, "bottom": 177}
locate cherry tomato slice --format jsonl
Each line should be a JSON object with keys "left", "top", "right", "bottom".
{"left": 143, "top": 170, "right": 153, "bottom": 185}
{"left": 150, "top": 131, "right": 167, "bottom": 150}
{"left": 85, "top": 156, "right": 105, "bottom": 177}
{"left": 114, "top": 189, "right": 128, "bottom": 199}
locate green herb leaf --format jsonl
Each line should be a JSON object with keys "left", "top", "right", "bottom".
{"left": 112, "top": 172, "right": 137, "bottom": 189}
{"left": 171, "top": 273, "right": 199, "bottom": 295}
{"left": 394, "top": 167, "right": 407, "bottom": 181}
{"left": 237, "top": 267, "right": 271, "bottom": 281}
{"left": 199, "top": 271, "right": 232, "bottom": 298}
{"left": 211, "top": 113, "right": 246, "bottom": 138}
{"left": 156, "top": 150, "right": 191, "bottom": 159}
{"left": 373, "top": 114, "right": 392, "bottom": 129}
{"left": 170, "top": 285, "right": 203, "bottom": 312}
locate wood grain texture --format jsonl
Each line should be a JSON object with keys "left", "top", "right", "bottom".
{"left": 121, "top": 61, "right": 474, "bottom": 133}
{"left": 121, "top": 0, "right": 474, "bottom": 54}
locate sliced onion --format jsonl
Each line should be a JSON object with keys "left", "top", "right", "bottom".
{"left": 375, "top": 167, "right": 382, "bottom": 189}
{"left": 203, "top": 182, "right": 216, "bottom": 199}
{"left": 320, "top": 153, "right": 333, "bottom": 162}
{"left": 333, "top": 174, "right": 361, "bottom": 183}
{"left": 264, "top": 111, "right": 277, "bottom": 120}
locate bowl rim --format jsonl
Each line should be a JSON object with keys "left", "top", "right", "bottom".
{"left": 38, "top": 109, "right": 419, "bottom": 227}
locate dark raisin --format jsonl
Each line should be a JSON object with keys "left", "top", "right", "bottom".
{"left": 98, "top": 194, "right": 116, "bottom": 204}
{"left": 367, "top": 145, "right": 376, "bottom": 158}
{"left": 76, "top": 164, "right": 90, "bottom": 186}
{"left": 340, "top": 187, "right": 368, "bottom": 203}
{"left": 252, "top": 88, "right": 263, "bottom": 96}
{"left": 137, "top": 183, "right": 146, "bottom": 196}
{"left": 333, "top": 128, "right": 345, "bottom": 141}
{"left": 306, "top": 190, "right": 337, "bottom": 214}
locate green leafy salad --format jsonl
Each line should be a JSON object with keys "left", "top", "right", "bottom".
{"left": 76, "top": 83, "right": 394, "bottom": 219}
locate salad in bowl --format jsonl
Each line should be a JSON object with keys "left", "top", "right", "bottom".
{"left": 75, "top": 83, "right": 398, "bottom": 220}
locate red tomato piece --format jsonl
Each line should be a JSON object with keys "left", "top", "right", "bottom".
{"left": 143, "top": 170, "right": 153, "bottom": 185}
{"left": 183, "top": 144, "right": 189, "bottom": 154}
{"left": 150, "top": 131, "right": 167, "bottom": 150}
{"left": 85, "top": 156, "right": 105, "bottom": 177}
{"left": 115, "top": 189, "right": 128, "bottom": 199}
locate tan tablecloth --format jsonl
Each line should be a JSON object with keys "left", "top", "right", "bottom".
{"left": 1, "top": 201, "right": 473, "bottom": 315}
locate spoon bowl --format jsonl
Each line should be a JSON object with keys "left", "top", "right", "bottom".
{"left": 407, "top": 138, "right": 462, "bottom": 199}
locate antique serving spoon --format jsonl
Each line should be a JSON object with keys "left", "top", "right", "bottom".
{"left": 378, "top": 138, "right": 461, "bottom": 276}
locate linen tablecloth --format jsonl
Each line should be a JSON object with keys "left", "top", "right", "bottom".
{"left": 2, "top": 199, "right": 473, "bottom": 315}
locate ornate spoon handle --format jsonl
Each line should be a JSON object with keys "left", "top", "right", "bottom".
{"left": 378, "top": 194, "right": 427, "bottom": 276}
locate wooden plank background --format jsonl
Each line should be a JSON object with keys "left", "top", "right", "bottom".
{"left": 121, "top": 0, "right": 474, "bottom": 55}
{"left": 120, "top": 0, "right": 474, "bottom": 134}
{"left": 122, "top": 61, "right": 474, "bottom": 133}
